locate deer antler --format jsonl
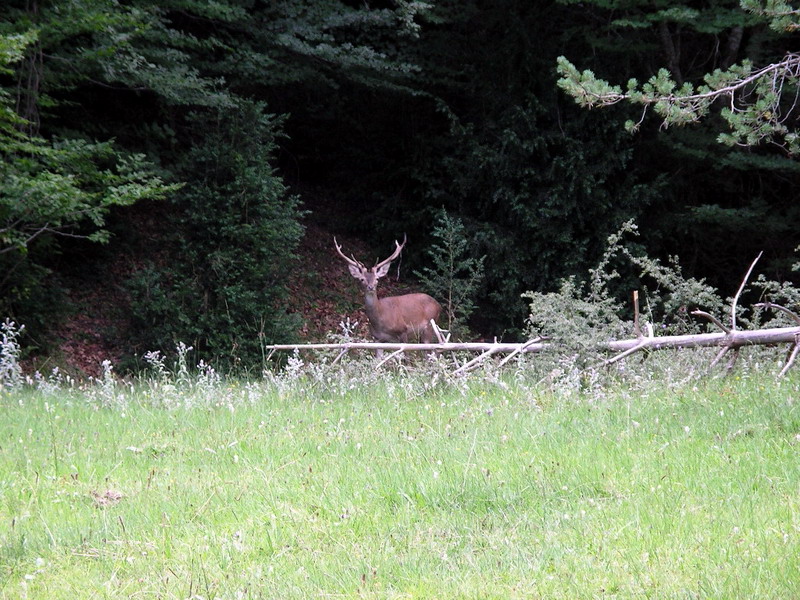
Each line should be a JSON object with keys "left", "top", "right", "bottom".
{"left": 374, "top": 233, "right": 407, "bottom": 270}
{"left": 333, "top": 237, "right": 366, "bottom": 269}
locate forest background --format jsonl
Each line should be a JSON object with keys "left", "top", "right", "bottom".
{"left": 2, "top": 0, "right": 800, "bottom": 372}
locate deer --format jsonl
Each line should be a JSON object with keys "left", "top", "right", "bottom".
{"left": 334, "top": 235, "right": 442, "bottom": 343}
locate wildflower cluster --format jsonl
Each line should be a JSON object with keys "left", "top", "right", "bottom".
{"left": 1, "top": 319, "right": 24, "bottom": 391}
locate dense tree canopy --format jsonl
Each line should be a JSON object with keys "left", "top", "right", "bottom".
{"left": 1, "top": 0, "right": 798, "bottom": 365}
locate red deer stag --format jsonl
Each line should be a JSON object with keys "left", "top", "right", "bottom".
{"left": 334, "top": 235, "right": 441, "bottom": 343}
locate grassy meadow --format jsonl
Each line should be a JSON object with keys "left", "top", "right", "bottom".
{"left": 1, "top": 360, "right": 799, "bottom": 599}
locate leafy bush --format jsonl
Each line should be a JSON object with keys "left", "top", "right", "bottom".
{"left": 413, "top": 98, "right": 665, "bottom": 337}
{"left": 126, "top": 101, "right": 304, "bottom": 369}
{"left": 524, "top": 221, "right": 727, "bottom": 361}
{"left": 523, "top": 221, "right": 800, "bottom": 383}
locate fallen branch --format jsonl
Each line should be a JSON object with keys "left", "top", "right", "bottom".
{"left": 265, "top": 324, "right": 800, "bottom": 369}
{"left": 691, "top": 310, "right": 731, "bottom": 334}
{"left": 726, "top": 347, "right": 741, "bottom": 373}
{"left": 264, "top": 341, "right": 550, "bottom": 353}
{"left": 267, "top": 260, "right": 800, "bottom": 376}
{"left": 731, "top": 252, "right": 762, "bottom": 331}
{"left": 755, "top": 301, "right": 800, "bottom": 325}
{"left": 331, "top": 347, "right": 350, "bottom": 365}
{"left": 453, "top": 346, "right": 504, "bottom": 376}
{"left": 603, "top": 339, "right": 650, "bottom": 366}
{"left": 498, "top": 337, "right": 544, "bottom": 367}
{"left": 780, "top": 337, "right": 800, "bottom": 378}
{"left": 603, "top": 325, "right": 800, "bottom": 353}
{"left": 710, "top": 345, "right": 732, "bottom": 369}
{"left": 375, "top": 348, "right": 406, "bottom": 369}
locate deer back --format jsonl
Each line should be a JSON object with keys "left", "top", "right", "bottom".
{"left": 371, "top": 293, "right": 441, "bottom": 343}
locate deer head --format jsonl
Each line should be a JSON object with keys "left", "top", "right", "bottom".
{"left": 334, "top": 235, "right": 441, "bottom": 343}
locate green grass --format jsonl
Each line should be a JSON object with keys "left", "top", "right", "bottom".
{"left": 1, "top": 372, "right": 799, "bottom": 598}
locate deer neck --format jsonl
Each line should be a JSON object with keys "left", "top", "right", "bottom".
{"left": 363, "top": 290, "right": 383, "bottom": 322}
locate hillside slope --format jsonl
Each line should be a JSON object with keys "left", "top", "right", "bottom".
{"left": 38, "top": 218, "right": 426, "bottom": 377}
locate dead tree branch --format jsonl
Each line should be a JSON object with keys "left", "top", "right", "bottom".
{"left": 731, "top": 252, "right": 762, "bottom": 331}
{"left": 266, "top": 323, "right": 800, "bottom": 375}
{"left": 691, "top": 310, "right": 731, "bottom": 334}
{"left": 780, "top": 338, "right": 800, "bottom": 378}
{"left": 755, "top": 302, "right": 800, "bottom": 325}
{"left": 498, "top": 337, "right": 544, "bottom": 368}
{"left": 452, "top": 347, "right": 504, "bottom": 376}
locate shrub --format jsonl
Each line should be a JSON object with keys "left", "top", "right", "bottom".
{"left": 126, "top": 101, "right": 303, "bottom": 369}
{"left": 416, "top": 209, "right": 485, "bottom": 339}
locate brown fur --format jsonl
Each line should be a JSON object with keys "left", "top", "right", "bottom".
{"left": 365, "top": 292, "right": 441, "bottom": 343}
{"left": 335, "top": 236, "right": 441, "bottom": 343}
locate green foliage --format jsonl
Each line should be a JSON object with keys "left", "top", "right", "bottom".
{"left": 0, "top": 27, "right": 176, "bottom": 254}
{"left": 224, "top": 0, "right": 434, "bottom": 91}
{"left": 415, "top": 209, "right": 485, "bottom": 338}
{"left": 555, "top": 56, "right": 624, "bottom": 109}
{"left": 751, "top": 246, "right": 800, "bottom": 325}
{"left": 0, "top": 28, "right": 179, "bottom": 334}
{"left": 2, "top": 0, "right": 800, "bottom": 362}
{"left": 741, "top": 0, "right": 800, "bottom": 31}
{"left": 523, "top": 219, "right": 800, "bottom": 381}
{"left": 0, "top": 0, "right": 238, "bottom": 109}
{"left": 547, "top": 0, "right": 800, "bottom": 312}
{"left": 599, "top": 223, "right": 726, "bottom": 332}
{"left": 1, "top": 138, "right": 177, "bottom": 252}
{"left": 524, "top": 221, "right": 727, "bottom": 362}
{"left": 524, "top": 226, "right": 631, "bottom": 358}
{"left": 126, "top": 101, "right": 304, "bottom": 368}
{"left": 556, "top": 2, "right": 800, "bottom": 154}
{"left": 524, "top": 276, "right": 626, "bottom": 360}
{"left": 608, "top": 3, "right": 758, "bottom": 33}
{"left": 425, "top": 94, "right": 663, "bottom": 335}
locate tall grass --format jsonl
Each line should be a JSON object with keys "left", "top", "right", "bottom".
{"left": 1, "top": 356, "right": 799, "bottom": 598}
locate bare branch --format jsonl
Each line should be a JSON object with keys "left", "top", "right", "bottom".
{"left": 498, "top": 337, "right": 544, "bottom": 367}
{"left": 0, "top": 223, "right": 70, "bottom": 254}
{"left": 431, "top": 320, "right": 450, "bottom": 343}
{"left": 710, "top": 345, "right": 732, "bottom": 368}
{"left": 375, "top": 348, "right": 406, "bottom": 369}
{"left": 603, "top": 340, "right": 650, "bottom": 366}
{"left": 331, "top": 348, "right": 350, "bottom": 365}
{"left": 731, "top": 252, "right": 763, "bottom": 330}
{"left": 725, "top": 347, "right": 740, "bottom": 373}
{"left": 265, "top": 321, "right": 800, "bottom": 377}
{"left": 452, "top": 346, "right": 504, "bottom": 376}
{"left": 755, "top": 301, "right": 800, "bottom": 325}
{"left": 779, "top": 340, "right": 800, "bottom": 378}
{"left": 691, "top": 310, "right": 732, "bottom": 334}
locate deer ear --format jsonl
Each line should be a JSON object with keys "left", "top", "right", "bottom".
{"left": 374, "top": 262, "right": 392, "bottom": 279}
{"left": 348, "top": 264, "right": 366, "bottom": 281}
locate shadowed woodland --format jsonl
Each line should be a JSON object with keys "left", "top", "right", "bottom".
{"left": 2, "top": 0, "right": 800, "bottom": 372}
